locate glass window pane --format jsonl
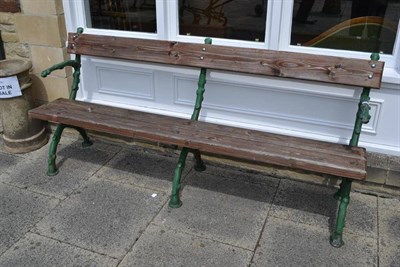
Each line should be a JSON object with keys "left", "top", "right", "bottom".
{"left": 291, "top": 0, "right": 400, "bottom": 54}
{"left": 179, "top": 0, "right": 268, "bottom": 42}
{"left": 85, "top": 0, "right": 156, "bottom": 33}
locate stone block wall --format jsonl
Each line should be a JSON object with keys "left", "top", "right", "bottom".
{"left": 0, "top": 0, "right": 71, "bottom": 104}
{"left": 0, "top": 1, "right": 29, "bottom": 59}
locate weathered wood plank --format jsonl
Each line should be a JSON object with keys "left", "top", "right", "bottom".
{"left": 0, "top": 0, "right": 21, "bottom": 12}
{"left": 67, "top": 33, "right": 383, "bottom": 88}
{"left": 29, "top": 98, "right": 367, "bottom": 180}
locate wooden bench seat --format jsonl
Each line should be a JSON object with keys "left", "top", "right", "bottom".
{"left": 30, "top": 98, "right": 367, "bottom": 180}
{"left": 29, "top": 28, "right": 384, "bottom": 248}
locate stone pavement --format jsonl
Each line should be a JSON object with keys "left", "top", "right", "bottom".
{"left": 0, "top": 135, "right": 399, "bottom": 267}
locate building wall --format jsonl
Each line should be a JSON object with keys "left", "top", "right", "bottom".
{"left": 0, "top": 1, "right": 29, "bottom": 60}
{"left": 0, "top": 0, "right": 71, "bottom": 105}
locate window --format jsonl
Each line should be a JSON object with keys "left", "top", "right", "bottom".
{"left": 67, "top": 0, "right": 400, "bottom": 70}
{"left": 291, "top": 0, "right": 400, "bottom": 55}
{"left": 85, "top": 0, "right": 156, "bottom": 33}
{"left": 178, "top": 0, "right": 267, "bottom": 42}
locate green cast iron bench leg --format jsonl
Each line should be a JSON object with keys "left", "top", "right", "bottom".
{"left": 329, "top": 64, "right": 375, "bottom": 247}
{"left": 169, "top": 148, "right": 189, "bottom": 208}
{"left": 330, "top": 178, "right": 352, "bottom": 247}
{"left": 169, "top": 38, "right": 211, "bottom": 208}
{"left": 169, "top": 148, "right": 206, "bottom": 208}
{"left": 192, "top": 149, "right": 206, "bottom": 172}
{"left": 47, "top": 124, "right": 93, "bottom": 176}
{"left": 44, "top": 28, "right": 92, "bottom": 176}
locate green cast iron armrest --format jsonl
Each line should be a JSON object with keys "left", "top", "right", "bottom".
{"left": 41, "top": 60, "right": 80, "bottom": 78}
{"left": 41, "top": 27, "right": 91, "bottom": 176}
{"left": 41, "top": 58, "right": 82, "bottom": 100}
{"left": 41, "top": 28, "right": 84, "bottom": 100}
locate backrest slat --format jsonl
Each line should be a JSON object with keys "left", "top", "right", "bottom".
{"left": 68, "top": 33, "right": 384, "bottom": 89}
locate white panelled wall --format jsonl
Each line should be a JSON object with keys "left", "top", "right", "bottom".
{"left": 64, "top": 0, "right": 400, "bottom": 156}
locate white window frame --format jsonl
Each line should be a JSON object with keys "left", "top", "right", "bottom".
{"left": 63, "top": 0, "right": 400, "bottom": 81}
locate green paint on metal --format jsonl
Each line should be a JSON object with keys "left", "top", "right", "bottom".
{"left": 169, "top": 38, "right": 212, "bottom": 207}
{"left": 47, "top": 124, "right": 66, "bottom": 176}
{"left": 41, "top": 58, "right": 81, "bottom": 100}
{"left": 350, "top": 87, "right": 371, "bottom": 147}
{"left": 330, "top": 178, "right": 352, "bottom": 247}
{"left": 333, "top": 180, "right": 343, "bottom": 201}
{"left": 69, "top": 59, "right": 81, "bottom": 100}
{"left": 191, "top": 38, "right": 212, "bottom": 121}
{"left": 332, "top": 53, "right": 380, "bottom": 247}
{"left": 70, "top": 28, "right": 84, "bottom": 100}
{"left": 370, "top": 53, "right": 380, "bottom": 61}
{"left": 191, "top": 68, "right": 207, "bottom": 121}
{"left": 43, "top": 28, "right": 92, "bottom": 176}
{"left": 349, "top": 54, "right": 379, "bottom": 147}
{"left": 169, "top": 148, "right": 189, "bottom": 208}
{"left": 189, "top": 38, "right": 212, "bottom": 171}
{"left": 71, "top": 126, "right": 93, "bottom": 147}
{"left": 41, "top": 60, "right": 80, "bottom": 78}
{"left": 46, "top": 124, "right": 93, "bottom": 176}
{"left": 41, "top": 28, "right": 84, "bottom": 100}
{"left": 191, "top": 151, "right": 206, "bottom": 173}
{"left": 193, "top": 149, "right": 206, "bottom": 172}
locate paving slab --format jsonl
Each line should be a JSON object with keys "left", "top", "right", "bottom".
{"left": 0, "top": 152, "right": 24, "bottom": 175}
{"left": 184, "top": 165, "right": 280, "bottom": 199}
{"left": 33, "top": 177, "right": 168, "bottom": 259}
{"left": 120, "top": 224, "right": 253, "bottom": 267}
{"left": 251, "top": 217, "right": 378, "bottom": 267}
{"left": 154, "top": 168, "right": 278, "bottom": 250}
{"left": 0, "top": 183, "right": 59, "bottom": 255}
{"left": 0, "top": 233, "right": 118, "bottom": 267}
{"left": 198, "top": 163, "right": 280, "bottom": 187}
{"left": 270, "top": 179, "right": 378, "bottom": 238}
{"left": 94, "top": 148, "right": 189, "bottom": 193}
{"left": 378, "top": 197, "right": 400, "bottom": 267}
{"left": 0, "top": 138, "right": 120, "bottom": 199}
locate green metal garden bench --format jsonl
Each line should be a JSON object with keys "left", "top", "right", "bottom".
{"left": 29, "top": 28, "right": 384, "bottom": 248}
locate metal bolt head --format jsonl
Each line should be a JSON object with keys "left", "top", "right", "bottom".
{"left": 70, "top": 43, "right": 75, "bottom": 49}
{"left": 371, "top": 63, "right": 376, "bottom": 68}
{"left": 368, "top": 74, "right": 373, "bottom": 79}
{"left": 202, "top": 47, "right": 206, "bottom": 51}
{"left": 200, "top": 56, "right": 204, "bottom": 60}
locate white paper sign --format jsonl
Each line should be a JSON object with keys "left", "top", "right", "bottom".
{"left": 0, "top": 76, "right": 22, "bottom": 99}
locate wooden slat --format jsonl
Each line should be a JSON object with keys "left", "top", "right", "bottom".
{"left": 0, "top": 0, "right": 21, "bottom": 13}
{"left": 67, "top": 33, "right": 384, "bottom": 88}
{"left": 29, "top": 98, "right": 367, "bottom": 180}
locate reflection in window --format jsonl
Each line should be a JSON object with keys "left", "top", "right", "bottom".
{"left": 179, "top": 0, "right": 268, "bottom": 42}
{"left": 85, "top": 0, "right": 156, "bottom": 33}
{"left": 291, "top": 0, "right": 400, "bottom": 54}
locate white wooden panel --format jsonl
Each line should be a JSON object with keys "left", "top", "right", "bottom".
{"left": 97, "top": 68, "right": 155, "bottom": 100}
{"left": 81, "top": 58, "right": 156, "bottom": 106}
{"left": 173, "top": 74, "right": 384, "bottom": 139}
{"left": 78, "top": 59, "right": 400, "bottom": 156}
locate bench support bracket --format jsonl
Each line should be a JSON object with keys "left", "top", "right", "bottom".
{"left": 47, "top": 124, "right": 65, "bottom": 176}
{"left": 192, "top": 149, "right": 206, "bottom": 172}
{"left": 330, "top": 86, "right": 371, "bottom": 247}
{"left": 330, "top": 53, "right": 376, "bottom": 247}
{"left": 169, "top": 148, "right": 189, "bottom": 208}
{"left": 330, "top": 178, "right": 352, "bottom": 247}
{"left": 47, "top": 124, "right": 93, "bottom": 176}
{"left": 44, "top": 28, "right": 93, "bottom": 176}
{"left": 169, "top": 38, "right": 212, "bottom": 208}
